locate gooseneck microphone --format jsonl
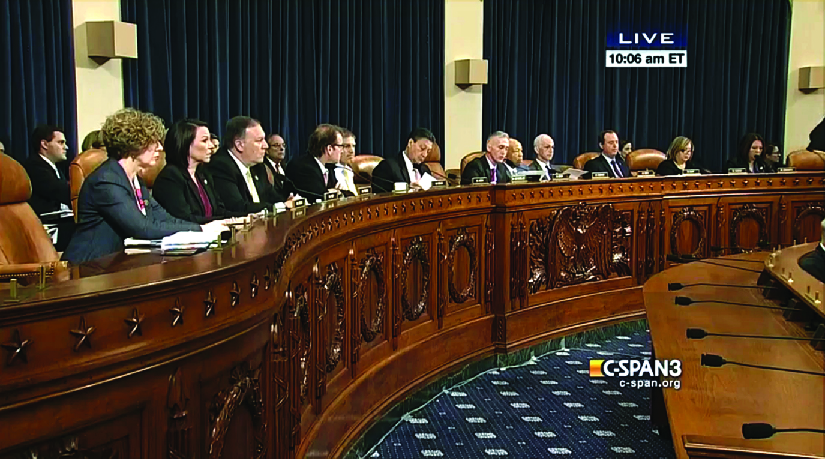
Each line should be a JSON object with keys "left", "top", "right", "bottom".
{"left": 711, "top": 240, "right": 771, "bottom": 253}
{"left": 687, "top": 328, "right": 825, "bottom": 342}
{"left": 742, "top": 423, "right": 825, "bottom": 440}
{"left": 666, "top": 254, "right": 764, "bottom": 273}
{"left": 668, "top": 282, "right": 777, "bottom": 291}
{"left": 701, "top": 353, "right": 825, "bottom": 377}
{"left": 674, "top": 296, "right": 794, "bottom": 311}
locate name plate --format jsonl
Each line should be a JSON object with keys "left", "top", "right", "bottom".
{"left": 592, "top": 172, "right": 609, "bottom": 178}
{"left": 683, "top": 169, "right": 700, "bottom": 175}
{"left": 727, "top": 168, "right": 747, "bottom": 175}
{"left": 472, "top": 177, "right": 490, "bottom": 184}
{"left": 431, "top": 180, "right": 447, "bottom": 188}
{"left": 553, "top": 175, "right": 571, "bottom": 181}
{"left": 357, "top": 185, "right": 372, "bottom": 195}
{"left": 292, "top": 198, "right": 307, "bottom": 209}
{"left": 292, "top": 208, "right": 306, "bottom": 218}
{"left": 778, "top": 167, "right": 796, "bottom": 173}
{"left": 637, "top": 169, "right": 655, "bottom": 176}
{"left": 511, "top": 175, "right": 527, "bottom": 183}
{"left": 393, "top": 182, "right": 409, "bottom": 193}
{"left": 324, "top": 191, "right": 340, "bottom": 202}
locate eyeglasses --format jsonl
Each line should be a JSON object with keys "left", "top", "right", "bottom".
{"left": 342, "top": 144, "right": 356, "bottom": 149}
{"left": 332, "top": 144, "right": 344, "bottom": 148}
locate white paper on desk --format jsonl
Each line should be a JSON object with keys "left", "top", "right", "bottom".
{"left": 161, "top": 230, "right": 222, "bottom": 250}
{"left": 124, "top": 238, "right": 162, "bottom": 247}
{"left": 40, "top": 209, "right": 75, "bottom": 219}
{"left": 416, "top": 173, "right": 437, "bottom": 190}
{"left": 562, "top": 168, "right": 587, "bottom": 180}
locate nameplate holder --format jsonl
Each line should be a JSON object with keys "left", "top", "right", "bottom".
{"left": 324, "top": 191, "right": 340, "bottom": 202}
{"left": 292, "top": 208, "right": 306, "bottom": 218}
{"left": 472, "top": 177, "right": 490, "bottom": 184}
{"left": 727, "top": 168, "right": 747, "bottom": 175}
{"left": 431, "top": 180, "right": 447, "bottom": 188}
{"left": 511, "top": 175, "right": 527, "bottom": 183}
{"left": 592, "top": 172, "right": 609, "bottom": 178}
{"left": 637, "top": 169, "right": 655, "bottom": 176}
{"left": 553, "top": 175, "right": 571, "bottom": 182}
{"left": 357, "top": 185, "right": 373, "bottom": 195}
{"left": 292, "top": 198, "right": 307, "bottom": 209}
{"left": 393, "top": 182, "right": 409, "bottom": 193}
{"left": 683, "top": 169, "right": 700, "bottom": 175}
{"left": 778, "top": 167, "right": 796, "bottom": 173}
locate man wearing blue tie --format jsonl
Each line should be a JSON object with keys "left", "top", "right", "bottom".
{"left": 527, "top": 134, "right": 558, "bottom": 179}
{"left": 583, "top": 130, "right": 630, "bottom": 178}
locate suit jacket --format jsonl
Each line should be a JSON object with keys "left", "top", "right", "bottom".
{"left": 285, "top": 154, "right": 338, "bottom": 202}
{"left": 799, "top": 245, "right": 825, "bottom": 283}
{"left": 724, "top": 157, "right": 772, "bottom": 173}
{"left": 262, "top": 158, "right": 297, "bottom": 197}
{"left": 153, "top": 164, "right": 248, "bottom": 224}
{"left": 371, "top": 152, "right": 432, "bottom": 193}
{"left": 24, "top": 154, "right": 71, "bottom": 215}
{"left": 527, "top": 159, "right": 558, "bottom": 177}
{"left": 583, "top": 154, "right": 630, "bottom": 178}
{"left": 207, "top": 149, "right": 285, "bottom": 213}
{"left": 461, "top": 156, "right": 512, "bottom": 185}
{"left": 62, "top": 158, "right": 201, "bottom": 264}
{"left": 808, "top": 116, "right": 825, "bottom": 152}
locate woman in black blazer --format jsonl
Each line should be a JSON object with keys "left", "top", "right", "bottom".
{"left": 657, "top": 136, "right": 701, "bottom": 176}
{"left": 153, "top": 119, "right": 248, "bottom": 224}
{"left": 725, "top": 133, "right": 772, "bottom": 173}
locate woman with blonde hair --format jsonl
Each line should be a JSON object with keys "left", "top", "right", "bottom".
{"left": 657, "top": 136, "right": 700, "bottom": 175}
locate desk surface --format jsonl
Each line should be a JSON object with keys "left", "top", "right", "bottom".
{"left": 645, "top": 252, "right": 825, "bottom": 459}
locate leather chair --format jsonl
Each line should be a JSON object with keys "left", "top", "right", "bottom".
{"left": 787, "top": 150, "right": 825, "bottom": 170}
{"left": 0, "top": 152, "right": 65, "bottom": 282}
{"left": 627, "top": 149, "right": 666, "bottom": 172}
{"left": 423, "top": 143, "right": 447, "bottom": 180}
{"left": 139, "top": 148, "right": 166, "bottom": 189}
{"left": 573, "top": 152, "right": 600, "bottom": 170}
{"left": 351, "top": 155, "right": 383, "bottom": 184}
{"left": 460, "top": 151, "right": 485, "bottom": 175}
{"left": 69, "top": 148, "right": 107, "bottom": 221}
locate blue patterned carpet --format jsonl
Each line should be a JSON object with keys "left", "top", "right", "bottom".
{"left": 361, "top": 330, "right": 675, "bottom": 458}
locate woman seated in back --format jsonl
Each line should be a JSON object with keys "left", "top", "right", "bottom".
{"left": 153, "top": 119, "right": 248, "bottom": 223}
{"left": 725, "top": 133, "right": 770, "bottom": 173}
{"left": 657, "top": 136, "right": 699, "bottom": 175}
{"left": 62, "top": 109, "right": 214, "bottom": 264}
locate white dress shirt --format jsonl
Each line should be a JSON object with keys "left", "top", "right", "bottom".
{"left": 228, "top": 150, "right": 260, "bottom": 203}
{"left": 40, "top": 154, "right": 70, "bottom": 211}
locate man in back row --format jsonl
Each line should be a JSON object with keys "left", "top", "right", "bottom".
{"left": 285, "top": 124, "right": 346, "bottom": 202}
{"left": 461, "top": 131, "right": 512, "bottom": 185}
{"left": 371, "top": 128, "right": 434, "bottom": 193}
{"left": 583, "top": 130, "right": 629, "bottom": 178}
{"left": 25, "top": 125, "right": 75, "bottom": 250}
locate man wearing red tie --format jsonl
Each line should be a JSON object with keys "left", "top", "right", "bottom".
{"left": 583, "top": 130, "right": 630, "bottom": 179}
{"left": 285, "top": 124, "right": 344, "bottom": 203}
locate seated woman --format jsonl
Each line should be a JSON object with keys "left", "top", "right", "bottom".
{"left": 761, "top": 143, "right": 782, "bottom": 172}
{"left": 153, "top": 119, "right": 248, "bottom": 223}
{"left": 619, "top": 139, "right": 633, "bottom": 161}
{"left": 62, "top": 109, "right": 212, "bottom": 264}
{"left": 657, "top": 136, "right": 699, "bottom": 175}
{"left": 725, "top": 133, "right": 770, "bottom": 173}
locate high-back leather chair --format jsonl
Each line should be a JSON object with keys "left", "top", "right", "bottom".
{"left": 460, "top": 151, "right": 485, "bottom": 175}
{"left": 0, "top": 152, "right": 64, "bottom": 282}
{"left": 787, "top": 150, "right": 825, "bottom": 170}
{"left": 627, "top": 149, "right": 666, "bottom": 172}
{"left": 69, "top": 148, "right": 107, "bottom": 221}
{"left": 424, "top": 143, "right": 446, "bottom": 180}
{"left": 139, "top": 148, "right": 166, "bottom": 189}
{"left": 573, "top": 152, "right": 600, "bottom": 170}
{"left": 351, "top": 155, "right": 383, "bottom": 184}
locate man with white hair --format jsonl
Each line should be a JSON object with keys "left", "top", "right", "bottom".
{"left": 461, "top": 131, "right": 512, "bottom": 185}
{"left": 527, "top": 134, "right": 558, "bottom": 179}
{"left": 798, "top": 218, "right": 825, "bottom": 283}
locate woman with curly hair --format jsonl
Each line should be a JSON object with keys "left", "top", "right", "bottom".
{"left": 657, "top": 136, "right": 700, "bottom": 175}
{"left": 63, "top": 109, "right": 220, "bottom": 264}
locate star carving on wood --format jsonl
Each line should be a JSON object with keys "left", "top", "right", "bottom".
{"left": 124, "top": 308, "right": 144, "bottom": 338}
{"left": 1, "top": 329, "right": 31, "bottom": 365}
{"left": 204, "top": 291, "right": 216, "bottom": 318}
{"left": 230, "top": 282, "right": 241, "bottom": 307}
{"left": 170, "top": 298, "right": 184, "bottom": 327}
{"left": 70, "top": 316, "right": 95, "bottom": 351}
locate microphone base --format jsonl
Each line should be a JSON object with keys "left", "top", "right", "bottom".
{"left": 812, "top": 324, "right": 825, "bottom": 351}
{"left": 783, "top": 298, "right": 814, "bottom": 322}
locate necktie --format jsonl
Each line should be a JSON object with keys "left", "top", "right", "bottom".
{"left": 491, "top": 166, "right": 497, "bottom": 184}
{"left": 546, "top": 165, "right": 553, "bottom": 179}
{"left": 611, "top": 160, "right": 623, "bottom": 178}
{"left": 134, "top": 184, "right": 146, "bottom": 215}
{"left": 414, "top": 168, "right": 421, "bottom": 182}
{"left": 323, "top": 170, "right": 329, "bottom": 188}
{"left": 245, "top": 169, "right": 260, "bottom": 203}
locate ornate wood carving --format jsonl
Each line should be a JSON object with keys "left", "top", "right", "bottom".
{"left": 270, "top": 309, "right": 289, "bottom": 456}
{"left": 170, "top": 298, "right": 184, "bottom": 327}
{"left": 230, "top": 281, "right": 241, "bottom": 308}
{"left": 124, "top": 308, "right": 144, "bottom": 338}
{"left": 391, "top": 236, "right": 401, "bottom": 349}
{"left": 2, "top": 328, "right": 31, "bottom": 366}
{"left": 792, "top": 203, "right": 825, "bottom": 243}
{"left": 70, "top": 316, "right": 95, "bottom": 351}
{"left": 646, "top": 205, "right": 657, "bottom": 275}
{"left": 636, "top": 204, "right": 647, "bottom": 282}
{"left": 400, "top": 237, "right": 430, "bottom": 322}
{"left": 436, "top": 226, "right": 447, "bottom": 328}
{"left": 485, "top": 216, "right": 494, "bottom": 314}
{"left": 493, "top": 315, "right": 506, "bottom": 344}
{"left": 611, "top": 210, "right": 633, "bottom": 277}
{"left": 264, "top": 266, "right": 271, "bottom": 290}
{"left": 167, "top": 367, "right": 190, "bottom": 459}
{"left": 730, "top": 204, "right": 769, "bottom": 252}
{"left": 349, "top": 248, "right": 360, "bottom": 366}
{"left": 19, "top": 437, "right": 119, "bottom": 459}
{"left": 670, "top": 207, "right": 706, "bottom": 258}
{"left": 356, "top": 249, "right": 386, "bottom": 343}
{"left": 208, "top": 362, "right": 266, "bottom": 459}
{"left": 204, "top": 291, "right": 216, "bottom": 317}
{"left": 447, "top": 229, "right": 477, "bottom": 303}
{"left": 250, "top": 273, "right": 259, "bottom": 298}
{"left": 293, "top": 284, "right": 311, "bottom": 406}
{"left": 323, "top": 263, "right": 346, "bottom": 374}
{"left": 509, "top": 217, "right": 521, "bottom": 301}
{"left": 778, "top": 197, "right": 787, "bottom": 244}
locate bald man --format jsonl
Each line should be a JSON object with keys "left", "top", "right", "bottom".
{"left": 527, "top": 134, "right": 558, "bottom": 179}
{"left": 504, "top": 138, "right": 529, "bottom": 174}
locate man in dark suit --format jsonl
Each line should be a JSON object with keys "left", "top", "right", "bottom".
{"left": 24, "top": 125, "right": 74, "bottom": 250}
{"left": 262, "top": 132, "right": 296, "bottom": 196}
{"left": 583, "top": 130, "right": 630, "bottom": 178}
{"left": 461, "top": 131, "right": 512, "bottom": 185}
{"left": 371, "top": 128, "right": 435, "bottom": 193}
{"left": 209, "top": 117, "right": 290, "bottom": 214}
{"left": 799, "top": 219, "right": 825, "bottom": 283}
{"left": 527, "top": 134, "right": 558, "bottom": 179}
{"left": 285, "top": 124, "right": 345, "bottom": 203}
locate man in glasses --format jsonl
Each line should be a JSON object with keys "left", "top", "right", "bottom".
{"left": 265, "top": 133, "right": 288, "bottom": 176}
{"left": 285, "top": 124, "right": 345, "bottom": 202}
{"left": 330, "top": 128, "right": 358, "bottom": 195}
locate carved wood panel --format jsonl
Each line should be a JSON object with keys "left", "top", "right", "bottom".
{"left": 729, "top": 203, "right": 769, "bottom": 252}
{"left": 399, "top": 237, "right": 430, "bottom": 324}
{"left": 669, "top": 206, "right": 707, "bottom": 258}
{"left": 792, "top": 202, "right": 825, "bottom": 244}
{"left": 447, "top": 228, "right": 477, "bottom": 304}
{"left": 207, "top": 362, "right": 266, "bottom": 459}
{"left": 354, "top": 249, "right": 386, "bottom": 345}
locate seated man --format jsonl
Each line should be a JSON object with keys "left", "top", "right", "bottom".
{"left": 262, "top": 132, "right": 295, "bottom": 196}
{"left": 285, "top": 124, "right": 345, "bottom": 202}
{"left": 25, "top": 125, "right": 74, "bottom": 250}
{"left": 330, "top": 128, "right": 358, "bottom": 195}
{"left": 799, "top": 218, "right": 825, "bottom": 283}
{"left": 584, "top": 130, "right": 629, "bottom": 178}
{"left": 504, "top": 138, "right": 530, "bottom": 174}
{"left": 208, "top": 116, "right": 290, "bottom": 213}
{"left": 461, "top": 131, "right": 512, "bottom": 185}
{"left": 527, "top": 134, "right": 557, "bottom": 179}
{"left": 371, "top": 128, "right": 434, "bottom": 193}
